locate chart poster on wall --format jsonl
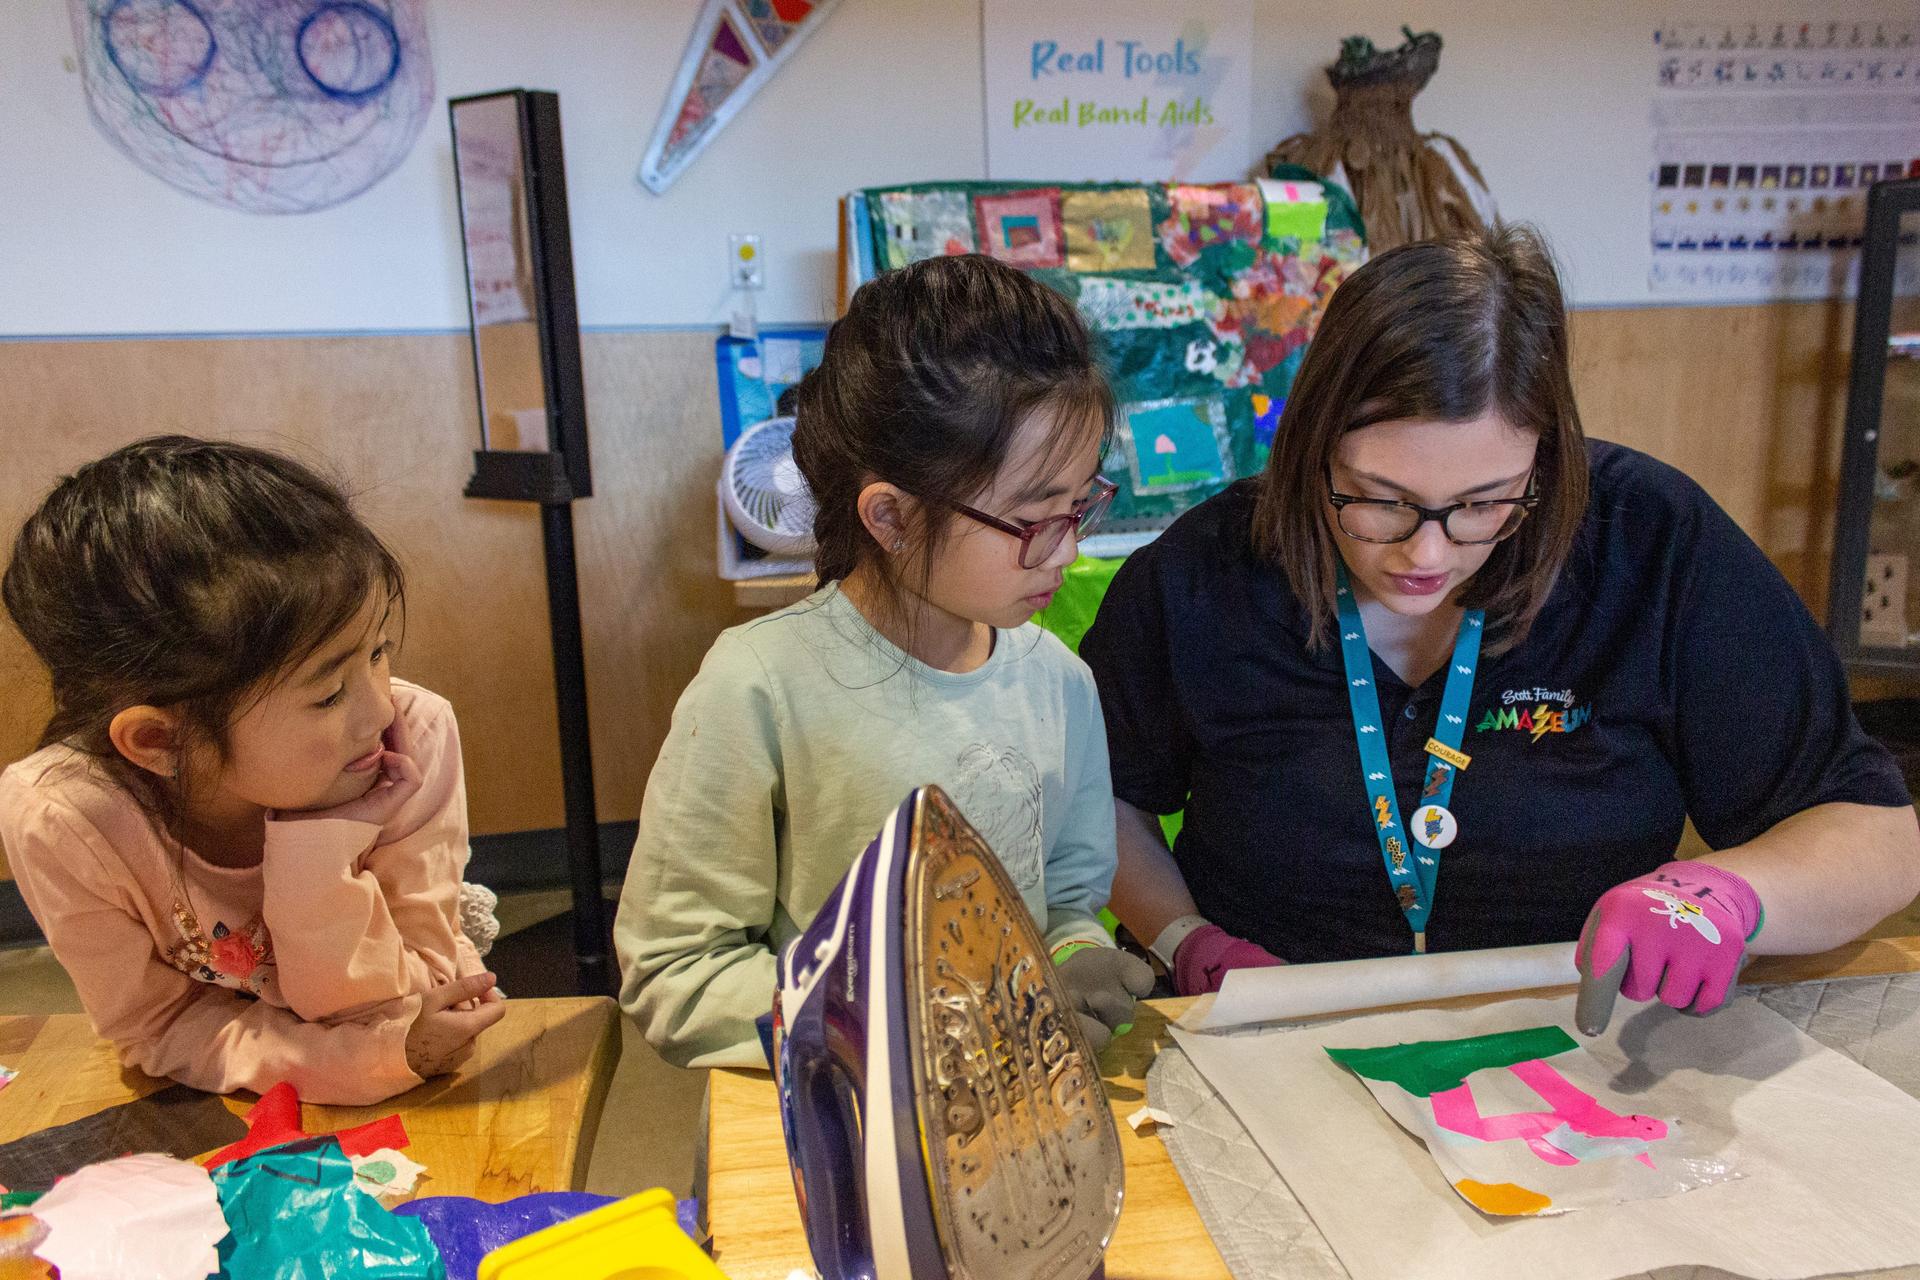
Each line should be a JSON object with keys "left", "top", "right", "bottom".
{"left": 1649, "top": 16, "right": 1920, "bottom": 301}
{"left": 983, "top": 0, "right": 1252, "bottom": 184}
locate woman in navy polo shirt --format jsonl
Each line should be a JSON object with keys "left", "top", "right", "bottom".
{"left": 1081, "top": 225, "right": 1920, "bottom": 1031}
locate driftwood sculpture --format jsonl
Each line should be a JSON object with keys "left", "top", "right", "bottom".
{"left": 1266, "top": 29, "right": 1493, "bottom": 253}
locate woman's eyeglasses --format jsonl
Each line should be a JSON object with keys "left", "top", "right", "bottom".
{"left": 951, "top": 476, "right": 1119, "bottom": 569}
{"left": 1327, "top": 471, "right": 1538, "bottom": 546}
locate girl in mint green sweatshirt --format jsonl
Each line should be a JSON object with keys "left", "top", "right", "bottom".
{"left": 614, "top": 254, "right": 1151, "bottom": 1067}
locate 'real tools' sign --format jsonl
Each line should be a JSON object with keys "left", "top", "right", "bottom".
{"left": 983, "top": 0, "right": 1253, "bottom": 183}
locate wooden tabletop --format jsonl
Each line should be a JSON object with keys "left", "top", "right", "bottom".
{"left": 0, "top": 996, "right": 622, "bottom": 1201}
{"left": 705, "top": 936, "right": 1920, "bottom": 1280}
{"left": 731, "top": 573, "right": 815, "bottom": 611}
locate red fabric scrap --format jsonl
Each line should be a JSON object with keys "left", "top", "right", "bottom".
{"left": 202, "top": 1081, "right": 408, "bottom": 1169}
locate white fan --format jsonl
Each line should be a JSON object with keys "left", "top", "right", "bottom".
{"left": 721, "top": 415, "right": 816, "bottom": 556}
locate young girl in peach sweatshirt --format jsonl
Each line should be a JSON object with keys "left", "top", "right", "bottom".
{"left": 0, "top": 437, "right": 503, "bottom": 1105}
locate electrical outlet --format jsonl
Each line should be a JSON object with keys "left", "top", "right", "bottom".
{"left": 1863, "top": 552, "right": 1909, "bottom": 647}
{"left": 730, "top": 234, "right": 764, "bottom": 289}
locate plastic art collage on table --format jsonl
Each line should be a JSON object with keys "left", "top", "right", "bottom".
{"left": 1326, "top": 1024, "right": 1739, "bottom": 1217}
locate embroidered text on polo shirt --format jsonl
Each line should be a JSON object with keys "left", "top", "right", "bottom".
{"left": 1476, "top": 688, "right": 1593, "bottom": 741}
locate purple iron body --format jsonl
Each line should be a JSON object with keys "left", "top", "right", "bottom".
{"left": 772, "top": 785, "right": 1123, "bottom": 1280}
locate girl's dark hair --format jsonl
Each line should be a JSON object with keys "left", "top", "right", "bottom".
{"left": 792, "top": 253, "right": 1114, "bottom": 618}
{"left": 2, "top": 435, "right": 405, "bottom": 832}
{"left": 1253, "top": 223, "right": 1589, "bottom": 654}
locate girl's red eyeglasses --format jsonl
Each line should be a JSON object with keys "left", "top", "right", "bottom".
{"left": 949, "top": 476, "right": 1119, "bottom": 569}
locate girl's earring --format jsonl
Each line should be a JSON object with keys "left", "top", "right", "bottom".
{"left": 891, "top": 538, "right": 906, "bottom": 553}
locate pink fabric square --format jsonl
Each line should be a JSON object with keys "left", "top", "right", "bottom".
{"left": 974, "top": 189, "right": 1065, "bottom": 268}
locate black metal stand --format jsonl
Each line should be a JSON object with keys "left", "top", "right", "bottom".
{"left": 540, "top": 501, "right": 610, "bottom": 995}
{"left": 466, "top": 452, "right": 607, "bottom": 996}
{"left": 451, "top": 90, "right": 604, "bottom": 995}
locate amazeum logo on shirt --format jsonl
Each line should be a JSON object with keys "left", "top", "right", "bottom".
{"left": 1475, "top": 687, "right": 1593, "bottom": 741}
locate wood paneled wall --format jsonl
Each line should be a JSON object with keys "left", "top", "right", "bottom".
{"left": 1568, "top": 300, "right": 1858, "bottom": 606}
{"left": 0, "top": 299, "right": 1870, "bottom": 879}
{"left": 0, "top": 329, "right": 748, "bottom": 870}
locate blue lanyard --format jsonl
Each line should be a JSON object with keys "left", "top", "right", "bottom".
{"left": 1334, "top": 565, "right": 1483, "bottom": 953}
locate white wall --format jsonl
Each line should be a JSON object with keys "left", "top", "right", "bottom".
{"left": 0, "top": 0, "right": 1900, "bottom": 335}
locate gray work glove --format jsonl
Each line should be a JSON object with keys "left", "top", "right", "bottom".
{"left": 1054, "top": 944, "right": 1155, "bottom": 1054}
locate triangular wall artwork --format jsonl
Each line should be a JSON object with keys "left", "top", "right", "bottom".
{"left": 638, "top": 0, "right": 841, "bottom": 193}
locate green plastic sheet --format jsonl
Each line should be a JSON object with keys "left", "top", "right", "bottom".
{"left": 211, "top": 1137, "right": 444, "bottom": 1279}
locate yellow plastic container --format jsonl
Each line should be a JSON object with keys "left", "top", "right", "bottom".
{"left": 476, "top": 1188, "right": 730, "bottom": 1280}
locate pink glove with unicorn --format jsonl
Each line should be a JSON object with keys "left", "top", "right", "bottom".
{"left": 1574, "top": 861, "right": 1762, "bottom": 1036}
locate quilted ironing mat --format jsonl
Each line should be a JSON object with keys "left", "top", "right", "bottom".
{"left": 1146, "top": 973, "right": 1920, "bottom": 1280}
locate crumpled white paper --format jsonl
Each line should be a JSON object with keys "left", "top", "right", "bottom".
{"left": 349, "top": 1147, "right": 428, "bottom": 1200}
{"left": 31, "top": 1153, "right": 227, "bottom": 1280}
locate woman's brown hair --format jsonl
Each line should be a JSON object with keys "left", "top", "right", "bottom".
{"left": 1253, "top": 223, "right": 1589, "bottom": 654}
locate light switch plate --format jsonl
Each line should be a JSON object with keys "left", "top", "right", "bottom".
{"left": 730, "top": 234, "right": 764, "bottom": 289}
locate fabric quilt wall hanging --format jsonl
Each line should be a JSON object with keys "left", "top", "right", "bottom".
{"left": 851, "top": 172, "right": 1366, "bottom": 530}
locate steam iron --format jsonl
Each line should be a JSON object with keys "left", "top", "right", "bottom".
{"left": 771, "top": 785, "right": 1124, "bottom": 1280}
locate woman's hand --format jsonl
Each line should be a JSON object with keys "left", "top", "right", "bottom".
{"left": 1172, "top": 924, "right": 1286, "bottom": 997}
{"left": 1574, "top": 861, "right": 1761, "bottom": 1035}
{"left": 405, "top": 972, "right": 506, "bottom": 1078}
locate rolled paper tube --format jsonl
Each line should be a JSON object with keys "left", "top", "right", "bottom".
{"left": 1178, "top": 942, "right": 1577, "bottom": 1032}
